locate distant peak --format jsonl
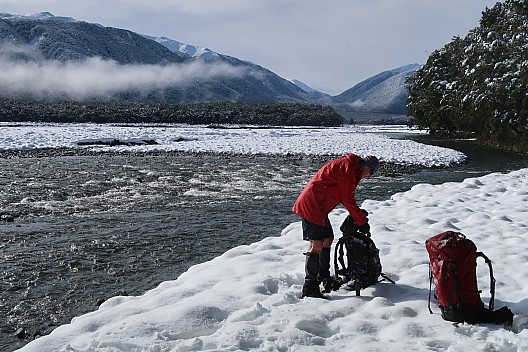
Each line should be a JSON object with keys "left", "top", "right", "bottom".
{"left": 32, "top": 11, "right": 55, "bottom": 18}
{"left": 289, "top": 79, "right": 319, "bottom": 94}
{"left": 143, "top": 35, "right": 219, "bottom": 60}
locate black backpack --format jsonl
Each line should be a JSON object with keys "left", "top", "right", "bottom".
{"left": 333, "top": 214, "right": 394, "bottom": 296}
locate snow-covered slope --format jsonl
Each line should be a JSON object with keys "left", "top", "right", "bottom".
{"left": 142, "top": 35, "right": 219, "bottom": 61}
{"left": 289, "top": 79, "right": 319, "bottom": 94}
{"left": 345, "top": 70, "right": 417, "bottom": 114}
{"left": 0, "top": 11, "right": 76, "bottom": 23}
{"left": 333, "top": 64, "right": 421, "bottom": 114}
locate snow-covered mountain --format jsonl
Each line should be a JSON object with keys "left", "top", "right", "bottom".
{"left": 0, "top": 12, "right": 189, "bottom": 64}
{"left": 145, "top": 32, "right": 421, "bottom": 117}
{"left": 289, "top": 79, "right": 318, "bottom": 94}
{"left": 333, "top": 64, "right": 422, "bottom": 115}
{"left": 0, "top": 12, "right": 420, "bottom": 117}
{"left": 0, "top": 12, "right": 311, "bottom": 103}
{"left": 289, "top": 79, "right": 332, "bottom": 101}
{"left": 142, "top": 35, "right": 220, "bottom": 61}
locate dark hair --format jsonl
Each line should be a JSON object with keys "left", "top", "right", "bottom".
{"left": 361, "top": 155, "right": 380, "bottom": 175}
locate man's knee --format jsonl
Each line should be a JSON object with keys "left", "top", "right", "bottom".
{"left": 323, "top": 237, "right": 334, "bottom": 248}
{"left": 309, "top": 240, "right": 324, "bottom": 253}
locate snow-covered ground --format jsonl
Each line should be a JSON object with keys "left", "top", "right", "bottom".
{"left": 5, "top": 124, "right": 527, "bottom": 351}
{"left": 0, "top": 123, "right": 465, "bottom": 167}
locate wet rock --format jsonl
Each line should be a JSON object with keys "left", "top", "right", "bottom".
{"left": 1, "top": 213, "right": 15, "bottom": 222}
{"left": 96, "top": 290, "right": 129, "bottom": 306}
{"left": 77, "top": 139, "right": 158, "bottom": 146}
{"left": 15, "top": 327, "right": 27, "bottom": 339}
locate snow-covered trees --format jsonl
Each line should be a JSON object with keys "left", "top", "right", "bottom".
{"left": 407, "top": 0, "right": 528, "bottom": 151}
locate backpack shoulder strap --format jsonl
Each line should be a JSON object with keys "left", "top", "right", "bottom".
{"left": 476, "top": 251, "right": 495, "bottom": 310}
{"left": 334, "top": 237, "right": 346, "bottom": 277}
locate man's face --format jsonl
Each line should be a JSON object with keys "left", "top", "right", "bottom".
{"left": 361, "top": 165, "right": 372, "bottom": 179}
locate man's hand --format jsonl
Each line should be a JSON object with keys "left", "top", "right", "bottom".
{"left": 357, "top": 222, "right": 370, "bottom": 234}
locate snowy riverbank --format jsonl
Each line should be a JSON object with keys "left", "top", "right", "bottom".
{"left": 0, "top": 123, "right": 465, "bottom": 168}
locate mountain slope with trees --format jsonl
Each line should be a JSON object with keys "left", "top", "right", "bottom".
{"left": 332, "top": 64, "right": 420, "bottom": 123}
{"left": 0, "top": 13, "right": 312, "bottom": 104}
{"left": 406, "top": 0, "right": 528, "bottom": 152}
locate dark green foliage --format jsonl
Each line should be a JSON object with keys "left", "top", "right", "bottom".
{"left": 406, "top": 0, "right": 528, "bottom": 151}
{"left": 0, "top": 99, "right": 343, "bottom": 127}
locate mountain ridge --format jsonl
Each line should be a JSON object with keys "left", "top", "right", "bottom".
{"left": 0, "top": 12, "right": 420, "bottom": 119}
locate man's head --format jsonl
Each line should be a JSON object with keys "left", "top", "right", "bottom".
{"left": 361, "top": 155, "right": 379, "bottom": 177}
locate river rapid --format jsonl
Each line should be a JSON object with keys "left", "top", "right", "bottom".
{"left": 1, "top": 135, "right": 527, "bottom": 351}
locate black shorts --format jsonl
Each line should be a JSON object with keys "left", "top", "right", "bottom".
{"left": 302, "top": 218, "right": 334, "bottom": 241}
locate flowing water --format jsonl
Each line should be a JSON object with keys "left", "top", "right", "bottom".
{"left": 1, "top": 134, "right": 527, "bottom": 351}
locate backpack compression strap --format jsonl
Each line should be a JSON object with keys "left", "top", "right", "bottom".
{"left": 428, "top": 264, "right": 434, "bottom": 314}
{"left": 476, "top": 252, "right": 495, "bottom": 310}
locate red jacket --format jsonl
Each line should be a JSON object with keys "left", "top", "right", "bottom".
{"left": 292, "top": 153, "right": 367, "bottom": 227}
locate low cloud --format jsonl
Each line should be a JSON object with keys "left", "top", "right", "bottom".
{"left": 0, "top": 48, "right": 245, "bottom": 100}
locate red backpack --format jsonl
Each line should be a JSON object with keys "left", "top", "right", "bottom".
{"left": 425, "top": 231, "right": 513, "bottom": 325}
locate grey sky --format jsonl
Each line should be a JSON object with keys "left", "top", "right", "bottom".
{"left": 0, "top": 0, "right": 499, "bottom": 95}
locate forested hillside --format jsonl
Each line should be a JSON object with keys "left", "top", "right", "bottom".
{"left": 0, "top": 99, "right": 343, "bottom": 127}
{"left": 406, "top": 0, "right": 528, "bottom": 152}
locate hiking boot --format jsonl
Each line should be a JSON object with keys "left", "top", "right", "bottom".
{"left": 301, "top": 281, "right": 327, "bottom": 299}
{"left": 301, "top": 253, "right": 325, "bottom": 299}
